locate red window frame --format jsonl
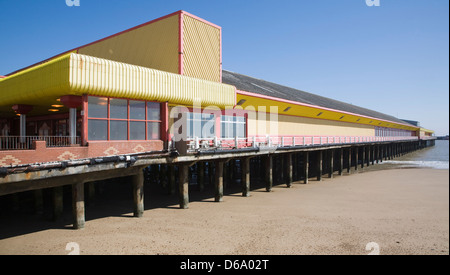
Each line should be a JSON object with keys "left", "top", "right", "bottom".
{"left": 86, "top": 96, "right": 162, "bottom": 142}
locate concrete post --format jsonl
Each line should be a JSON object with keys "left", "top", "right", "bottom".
{"left": 215, "top": 161, "right": 224, "bottom": 202}
{"left": 339, "top": 148, "right": 344, "bottom": 176}
{"left": 355, "top": 147, "right": 359, "bottom": 171}
{"left": 179, "top": 164, "right": 189, "bottom": 209}
{"left": 304, "top": 152, "right": 309, "bottom": 184}
{"left": 266, "top": 155, "right": 273, "bottom": 192}
{"left": 132, "top": 171, "right": 144, "bottom": 218}
{"left": 72, "top": 182, "right": 85, "bottom": 229}
{"left": 242, "top": 158, "right": 250, "bottom": 197}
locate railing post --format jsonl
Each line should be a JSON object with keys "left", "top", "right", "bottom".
{"left": 195, "top": 136, "right": 200, "bottom": 150}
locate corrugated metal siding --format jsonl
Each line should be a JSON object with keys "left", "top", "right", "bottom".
{"left": 0, "top": 53, "right": 235, "bottom": 109}
{"left": 78, "top": 14, "right": 180, "bottom": 75}
{"left": 182, "top": 14, "right": 221, "bottom": 83}
{"left": 0, "top": 53, "right": 72, "bottom": 106}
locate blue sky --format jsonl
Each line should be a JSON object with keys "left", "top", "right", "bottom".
{"left": 1, "top": 0, "right": 448, "bottom": 135}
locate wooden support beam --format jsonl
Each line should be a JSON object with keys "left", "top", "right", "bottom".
{"left": 266, "top": 155, "right": 273, "bottom": 192}
{"left": 285, "top": 153, "right": 293, "bottom": 188}
{"left": 339, "top": 148, "right": 344, "bottom": 176}
{"left": 361, "top": 147, "right": 365, "bottom": 169}
{"left": 215, "top": 161, "right": 224, "bottom": 202}
{"left": 179, "top": 164, "right": 189, "bottom": 209}
{"left": 347, "top": 148, "right": 351, "bottom": 174}
{"left": 132, "top": 171, "right": 144, "bottom": 218}
{"left": 198, "top": 162, "right": 205, "bottom": 192}
{"left": 242, "top": 158, "right": 251, "bottom": 197}
{"left": 317, "top": 151, "right": 323, "bottom": 181}
{"left": 168, "top": 165, "right": 176, "bottom": 195}
{"left": 53, "top": 186, "right": 63, "bottom": 221}
{"left": 304, "top": 152, "right": 309, "bottom": 184}
{"left": 329, "top": 150, "right": 334, "bottom": 179}
{"left": 72, "top": 182, "right": 85, "bottom": 229}
{"left": 355, "top": 147, "right": 359, "bottom": 171}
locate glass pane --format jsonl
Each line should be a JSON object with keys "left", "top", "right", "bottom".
{"left": 236, "top": 123, "right": 246, "bottom": 138}
{"left": 147, "top": 102, "right": 161, "bottom": 121}
{"left": 110, "top": 99, "right": 128, "bottom": 119}
{"left": 110, "top": 120, "right": 128, "bottom": 140}
{"left": 88, "top": 120, "right": 107, "bottom": 141}
{"left": 147, "top": 122, "right": 161, "bottom": 140}
{"left": 201, "top": 114, "right": 215, "bottom": 138}
{"left": 88, "top": 97, "right": 108, "bottom": 118}
{"left": 130, "top": 121, "right": 145, "bottom": 140}
{"left": 130, "top": 100, "right": 145, "bottom": 120}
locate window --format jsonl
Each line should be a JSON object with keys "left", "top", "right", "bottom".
{"left": 186, "top": 112, "right": 215, "bottom": 139}
{"left": 221, "top": 115, "right": 246, "bottom": 139}
{"left": 87, "top": 96, "right": 161, "bottom": 141}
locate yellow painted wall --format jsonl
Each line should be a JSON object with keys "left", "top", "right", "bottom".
{"left": 182, "top": 14, "right": 221, "bottom": 83}
{"left": 78, "top": 14, "right": 179, "bottom": 75}
{"left": 247, "top": 113, "right": 375, "bottom": 137}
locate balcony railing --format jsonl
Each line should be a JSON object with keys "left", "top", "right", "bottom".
{"left": 0, "top": 136, "right": 81, "bottom": 151}
{"left": 179, "top": 135, "right": 420, "bottom": 153}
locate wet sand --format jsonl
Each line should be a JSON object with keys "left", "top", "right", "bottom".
{"left": 0, "top": 168, "right": 448, "bottom": 255}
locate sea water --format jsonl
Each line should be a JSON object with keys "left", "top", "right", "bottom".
{"left": 381, "top": 140, "right": 449, "bottom": 170}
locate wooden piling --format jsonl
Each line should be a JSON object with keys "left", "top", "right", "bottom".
{"left": 347, "top": 147, "right": 352, "bottom": 174}
{"left": 132, "top": 171, "right": 144, "bottom": 218}
{"left": 304, "top": 152, "right": 309, "bottom": 184}
{"left": 266, "top": 155, "right": 273, "bottom": 192}
{"left": 53, "top": 186, "right": 63, "bottom": 221}
{"left": 285, "top": 153, "right": 293, "bottom": 188}
{"left": 198, "top": 162, "right": 205, "bottom": 192}
{"left": 72, "top": 182, "right": 85, "bottom": 229}
{"left": 215, "top": 161, "right": 224, "bottom": 202}
{"left": 168, "top": 165, "right": 176, "bottom": 195}
{"left": 339, "top": 148, "right": 344, "bottom": 176}
{"left": 179, "top": 164, "right": 189, "bottom": 209}
{"left": 317, "top": 150, "right": 323, "bottom": 181}
{"left": 329, "top": 149, "right": 334, "bottom": 178}
{"left": 242, "top": 158, "right": 250, "bottom": 197}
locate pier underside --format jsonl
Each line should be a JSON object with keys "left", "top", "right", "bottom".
{"left": 0, "top": 139, "right": 435, "bottom": 230}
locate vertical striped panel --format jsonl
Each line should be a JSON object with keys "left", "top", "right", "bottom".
{"left": 182, "top": 14, "right": 221, "bottom": 83}
{"left": 78, "top": 14, "right": 179, "bottom": 75}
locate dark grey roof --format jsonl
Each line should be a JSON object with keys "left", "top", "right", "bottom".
{"left": 222, "top": 70, "right": 411, "bottom": 126}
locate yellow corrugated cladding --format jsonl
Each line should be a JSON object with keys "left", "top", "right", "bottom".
{"left": 236, "top": 93, "right": 419, "bottom": 132}
{"left": 0, "top": 53, "right": 236, "bottom": 109}
{"left": 78, "top": 14, "right": 179, "bottom": 75}
{"left": 182, "top": 14, "right": 221, "bottom": 83}
{"left": 0, "top": 53, "right": 72, "bottom": 107}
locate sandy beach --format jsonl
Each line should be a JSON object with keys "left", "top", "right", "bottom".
{"left": 0, "top": 168, "right": 448, "bottom": 255}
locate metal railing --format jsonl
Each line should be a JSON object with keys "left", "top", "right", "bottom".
{"left": 180, "top": 135, "right": 420, "bottom": 152}
{"left": 0, "top": 136, "right": 81, "bottom": 150}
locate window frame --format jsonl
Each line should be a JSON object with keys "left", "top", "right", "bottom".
{"left": 87, "top": 96, "right": 162, "bottom": 142}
